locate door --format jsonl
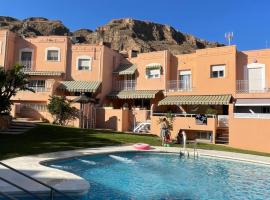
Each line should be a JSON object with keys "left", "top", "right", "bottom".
{"left": 179, "top": 70, "right": 191, "bottom": 91}
{"left": 248, "top": 67, "right": 264, "bottom": 92}
{"left": 20, "top": 51, "right": 32, "bottom": 70}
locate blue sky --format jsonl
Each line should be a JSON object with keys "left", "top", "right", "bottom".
{"left": 1, "top": 0, "right": 270, "bottom": 50}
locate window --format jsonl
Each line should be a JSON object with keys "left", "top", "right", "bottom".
{"left": 22, "top": 103, "right": 47, "bottom": 111}
{"left": 78, "top": 58, "right": 91, "bottom": 70}
{"left": 211, "top": 65, "right": 225, "bottom": 78}
{"left": 196, "top": 131, "right": 212, "bottom": 141}
{"left": 179, "top": 70, "right": 192, "bottom": 90}
{"left": 46, "top": 47, "right": 60, "bottom": 61}
{"left": 147, "top": 69, "right": 160, "bottom": 79}
{"left": 28, "top": 80, "right": 46, "bottom": 92}
{"left": 21, "top": 52, "right": 32, "bottom": 61}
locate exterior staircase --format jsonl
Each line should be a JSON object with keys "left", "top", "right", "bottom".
{"left": 0, "top": 119, "right": 38, "bottom": 134}
{"left": 215, "top": 129, "right": 229, "bottom": 144}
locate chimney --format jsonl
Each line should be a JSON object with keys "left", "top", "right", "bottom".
{"left": 128, "top": 50, "right": 138, "bottom": 58}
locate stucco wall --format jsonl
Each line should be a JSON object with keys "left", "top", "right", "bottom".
{"left": 151, "top": 115, "right": 217, "bottom": 139}
{"left": 229, "top": 116, "right": 270, "bottom": 153}
{"left": 96, "top": 108, "right": 129, "bottom": 132}
{"left": 169, "top": 46, "right": 237, "bottom": 96}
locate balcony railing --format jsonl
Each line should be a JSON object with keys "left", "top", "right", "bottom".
{"left": 236, "top": 80, "right": 269, "bottom": 93}
{"left": 19, "top": 60, "right": 33, "bottom": 71}
{"left": 217, "top": 115, "right": 229, "bottom": 127}
{"left": 167, "top": 80, "right": 192, "bottom": 92}
{"left": 234, "top": 113, "right": 270, "bottom": 119}
{"left": 22, "top": 86, "right": 50, "bottom": 93}
{"left": 113, "top": 80, "right": 136, "bottom": 91}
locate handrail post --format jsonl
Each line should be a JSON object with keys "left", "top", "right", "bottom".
{"left": 50, "top": 189, "right": 54, "bottom": 200}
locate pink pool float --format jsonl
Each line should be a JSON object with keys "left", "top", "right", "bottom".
{"left": 133, "top": 143, "right": 151, "bottom": 150}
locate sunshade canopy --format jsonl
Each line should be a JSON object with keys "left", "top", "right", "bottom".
{"left": 58, "top": 81, "right": 101, "bottom": 93}
{"left": 24, "top": 71, "right": 64, "bottom": 76}
{"left": 158, "top": 95, "right": 231, "bottom": 106}
{"left": 72, "top": 94, "right": 95, "bottom": 103}
{"left": 113, "top": 64, "right": 137, "bottom": 75}
{"left": 145, "top": 63, "right": 162, "bottom": 70}
{"left": 235, "top": 98, "right": 270, "bottom": 106}
{"left": 108, "top": 90, "right": 161, "bottom": 99}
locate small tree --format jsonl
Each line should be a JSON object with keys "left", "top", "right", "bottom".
{"left": 157, "top": 111, "right": 175, "bottom": 131}
{"left": 47, "top": 96, "right": 78, "bottom": 125}
{"left": 0, "top": 65, "right": 32, "bottom": 115}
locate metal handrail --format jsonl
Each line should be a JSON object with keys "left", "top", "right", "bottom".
{"left": 0, "top": 161, "right": 76, "bottom": 200}
{"left": 152, "top": 112, "right": 217, "bottom": 118}
{"left": 0, "top": 177, "right": 43, "bottom": 200}
{"left": 0, "top": 191, "right": 18, "bottom": 200}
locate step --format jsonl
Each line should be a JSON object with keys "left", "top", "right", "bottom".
{"left": 14, "top": 117, "right": 35, "bottom": 121}
{"left": 0, "top": 131, "right": 25, "bottom": 135}
{"left": 216, "top": 136, "right": 229, "bottom": 139}
{"left": 10, "top": 123, "right": 36, "bottom": 128}
{"left": 1, "top": 128, "right": 30, "bottom": 132}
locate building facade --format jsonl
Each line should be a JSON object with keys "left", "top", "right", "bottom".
{"left": 1, "top": 29, "right": 270, "bottom": 153}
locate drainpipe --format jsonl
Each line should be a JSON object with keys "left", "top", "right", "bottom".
{"left": 3, "top": 31, "right": 8, "bottom": 70}
{"left": 164, "top": 50, "right": 167, "bottom": 95}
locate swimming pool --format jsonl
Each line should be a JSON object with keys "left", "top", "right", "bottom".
{"left": 46, "top": 152, "right": 270, "bottom": 200}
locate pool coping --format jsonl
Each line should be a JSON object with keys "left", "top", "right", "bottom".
{"left": 1, "top": 145, "right": 270, "bottom": 195}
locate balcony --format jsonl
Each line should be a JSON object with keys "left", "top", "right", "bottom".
{"left": 19, "top": 60, "right": 33, "bottom": 71}
{"left": 234, "top": 113, "right": 270, "bottom": 119}
{"left": 236, "top": 80, "right": 269, "bottom": 93}
{"left": 27, "top": 86, "right": 50, "bottom": 93}
{"left": 113, "top": 80, "right": 136, "bottom": 91}
{"left": 166, "top": 80, "right": 192, "bottom": 92}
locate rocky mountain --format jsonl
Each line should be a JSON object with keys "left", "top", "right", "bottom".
{"left": 0, "top": 16, "right": 223, "bottom": 54}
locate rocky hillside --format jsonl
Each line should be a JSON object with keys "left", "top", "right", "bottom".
{"left": 0, "top": 16, "right": 223, "bottom": 54}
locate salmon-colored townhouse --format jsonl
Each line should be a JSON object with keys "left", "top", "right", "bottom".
{"left": 1, "top": 29, "right": 270, "bottom": 153}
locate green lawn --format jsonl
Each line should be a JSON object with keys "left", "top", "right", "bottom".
{"left": 1, "top": 124, "right": 270, "bottom": 160}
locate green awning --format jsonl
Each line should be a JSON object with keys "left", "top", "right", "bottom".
{"left": 113, "top": 64, "right": 137, "bottom": 75}
{"left": 158, "top": 95, "right": 231, "bottom": 106}
{"left": 24, "top": 71, "right": 64, "bottom": 76}
{"left": 146, "top": 63, "right": 162, "bottom": 70}
{"left": 108, "top": 90, "right": 161, "bottom": 99}
{"left": 58, "top": 81, "right": 101, "bottom": 93}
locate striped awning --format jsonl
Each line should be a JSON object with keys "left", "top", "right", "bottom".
{"left": 24, "top": 71, "right": 64, "bottom": 76}
{"left": 146, "top": 63, "right": 162, "bottom": 70}
{"left": 58, "top": 81, "right": 101, "bottom": 93}
{"left": 113, "top": 64, "right": 137, "bottom": 75}
{"left": 158, "top": 95, "right": 231, "bottom": 106}
{"left": 108, "top": 90, "right": 161, "bottom": 99}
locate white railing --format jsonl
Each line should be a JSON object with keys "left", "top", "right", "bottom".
{"left": 217, "top": 115, "right": 229, "bottom": 127}
{"left": 22, "top": 85, "right": 49, "bottom": 93}
{"left": 236, "top": 80, "right": 269, "bottom": 93}
{"left": 152, "top": 113, "right": 216, "bottom": 118}
{"left": 234, "top": 113, "right": 270, "bottom": 119}
{"left": 19, "top": 60, "right": 33, "bottom": 71}
{"left": 113, "top": 80, "right": 136, "bottom": 91}
{"left": 167, "top": 80, "right": 192, "bottom": 92}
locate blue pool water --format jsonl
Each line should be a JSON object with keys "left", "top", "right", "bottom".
{"left": 46, "top": 152, "right": 270, "bottom": 200}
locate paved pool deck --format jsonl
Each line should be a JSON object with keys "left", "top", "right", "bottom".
{"left": 1, "top": 145, "right": 270, "bottom": 195}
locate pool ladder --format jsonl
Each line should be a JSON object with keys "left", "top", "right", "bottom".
{"left": 179, "top": 131, "right": 198, "bottom": 159}
{"left": 179, "top": 140, "right": 199, "bottom": 158}
{"left": 0, "top": 161, "right": 76, "bottom": 200}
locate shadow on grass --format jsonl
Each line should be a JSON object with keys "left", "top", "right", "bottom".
{"left": 0, "top": 124, "right": 161, "bottom": 160}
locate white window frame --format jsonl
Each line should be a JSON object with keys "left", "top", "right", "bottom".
{"left": 147, "top": 68, "right": 161, "bottom": 79}
{"left": 76, "top": 56, "right": 92, "bottom": 71}
{"left": 45, "top": 47, "right": 61, "bottom": 62}
{"left": 211, "top": 65, "right": 225, "bottom": 78}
